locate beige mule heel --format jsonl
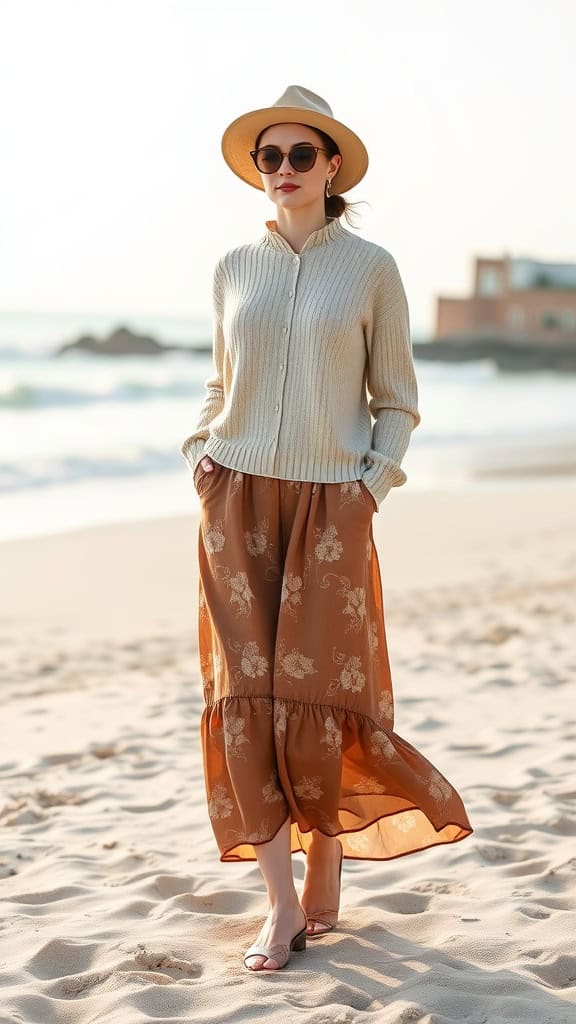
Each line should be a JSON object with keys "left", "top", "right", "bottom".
{"left": 243, "top": 907, "right": 307, "bottom": 971}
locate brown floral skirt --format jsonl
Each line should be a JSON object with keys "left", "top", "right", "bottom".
{"left": 194, "top": 459, "right": 473, "bottom": 862}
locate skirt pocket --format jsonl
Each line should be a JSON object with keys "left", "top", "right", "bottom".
{"left": 194, "top": 457, "right": 220, "bottom": 496}
{"left": 360, "top": 479, "right": 378, "bottom": 514}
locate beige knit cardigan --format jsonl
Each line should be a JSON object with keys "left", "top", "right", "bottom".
{"left": 180, "top": 216, "right": 421, "bottom": 510}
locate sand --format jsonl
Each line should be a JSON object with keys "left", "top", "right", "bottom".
{"left": 1, "top": 481, "right": 575, "bottom": 1023}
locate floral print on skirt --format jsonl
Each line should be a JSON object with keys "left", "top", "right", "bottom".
{"left": 194, "top": 459, "right": 473, "bottom": 862}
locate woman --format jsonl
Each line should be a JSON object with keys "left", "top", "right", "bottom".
{"left": 180, "top": 85, "right": 473, "bottom": 972}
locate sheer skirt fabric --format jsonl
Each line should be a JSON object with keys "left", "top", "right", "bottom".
{"left": 195, "top": 461, "right": 473, "bottom": 862}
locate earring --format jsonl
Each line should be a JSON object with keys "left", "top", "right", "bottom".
{"left": 325, "top": 178, "right": 332, "bottom": 197}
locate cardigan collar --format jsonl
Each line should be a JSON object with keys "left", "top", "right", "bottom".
{"left": 262, "top": 216, "right": 346, "bottom": 255}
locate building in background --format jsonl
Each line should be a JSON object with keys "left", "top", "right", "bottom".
{"left": 436, "top": 255, "right": 576, "bottom": 343}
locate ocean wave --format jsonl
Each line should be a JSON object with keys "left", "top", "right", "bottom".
{"left": 0, "top": 376, "right": 203, "bottom": 409}
{"left": 0, "top": 447, "right": 182, "bottom": 493}
{"left": 0, "top": 346, "right": 43, "bottom": 360}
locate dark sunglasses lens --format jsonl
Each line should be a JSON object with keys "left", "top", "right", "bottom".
{"left": 255, "top": 145, "right": 318, "bottom": 173}
{"left": 290, "top": 145, "right": 316, "bottom": 171}
{"left": 256, "top": 147, "right": 282, "bottom": 172}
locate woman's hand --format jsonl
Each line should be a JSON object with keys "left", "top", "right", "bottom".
{"left": 194, "top": 455, "right": 215, "bottom": 493}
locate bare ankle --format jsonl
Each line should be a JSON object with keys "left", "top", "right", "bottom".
{"left": 268, "top": 892, "right": 301, "bottom": 913}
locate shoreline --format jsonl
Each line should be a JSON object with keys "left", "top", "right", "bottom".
{"left": 2, "top": 479, "right": 575, "bottom": 643}
{"left": 1, "top": 463, "right": 576, "bottom": 546}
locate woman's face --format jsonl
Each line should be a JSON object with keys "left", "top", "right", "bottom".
{"left": 256, "top": 122, "right": 341, "bottom": 214}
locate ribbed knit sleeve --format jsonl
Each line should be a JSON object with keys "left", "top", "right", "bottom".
{"left": 361, "top": 257, "right": 421, "bottom": 508}
{"left": 180, "top": 257, "right": 226, "bottom": 477}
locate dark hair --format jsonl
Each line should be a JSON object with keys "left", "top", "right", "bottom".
{"left": 255, "top": 124, "right": 367, "bottom": 227}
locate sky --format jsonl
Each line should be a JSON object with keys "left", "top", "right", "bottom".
{"left": 1, "top": 0, "right": 575, "bottom": 338}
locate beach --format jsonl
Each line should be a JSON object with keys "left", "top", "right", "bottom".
{"left": 3, "top": 0, "right": 575, "bottom": 1012}
{"left": 1, "top": 480, "right": 575, "bottom": 1022}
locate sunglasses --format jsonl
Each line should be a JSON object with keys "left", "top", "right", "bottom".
{"left": 249, "top": 143, "right": 331, "bottom": 174}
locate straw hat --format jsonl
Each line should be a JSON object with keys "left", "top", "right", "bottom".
{"left": 221, "top": 84, "right": 369, "bottom": 195}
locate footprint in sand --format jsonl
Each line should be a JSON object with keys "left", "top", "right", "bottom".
{"left": 27, "top": 938, "right": 100, "bottom": 980}
{"left": 113, "top": 944, "right": 203, "bottom": 984}
{"left": 525, "top": 954, "right": 576, "bottom": 990}
{"left": 518, "top": 905, "right": 550, "bottom": 919}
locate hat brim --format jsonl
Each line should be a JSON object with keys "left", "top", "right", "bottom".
{"left": 221, "top": 105, "right": 369, "bottom": 195}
